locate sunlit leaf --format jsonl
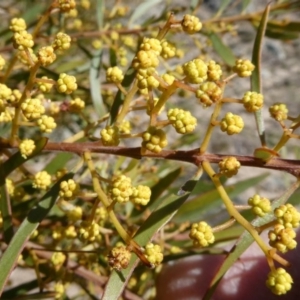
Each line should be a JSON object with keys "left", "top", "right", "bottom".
{"left": 215, "top": 0, "right": 232, "bottom": 18}
{"left": 0, "top": 173, "right": 74, "bottom": 295}
{"left": 251, "top": 4, "right": 270, "bottom": 147}
{"left": 128, "top": 0, "right": 163, "bottom": 27}
{"left": 175, "top": 173, "right": 269, "bottom": 223}
{"left": 89, "top": 49, "right": 106, "bottom": 117}
{"left": 208, "top": 33, "right": 235, "bottom": 66}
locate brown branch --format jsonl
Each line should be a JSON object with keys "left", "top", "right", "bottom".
{"left": 1, "top": 139, "right": 300, "bottom": 176}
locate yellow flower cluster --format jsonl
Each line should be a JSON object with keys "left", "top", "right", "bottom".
{"left": 248, "top": 194, "right": 271, "bottom": 217}
{"left": 266, "top": 268, "right": 293, "bottom": 295}
{"left": 21, "top": 98, "right": 45, "bottom": 120}
{"left": 161, "top": 40, "right": 176, "bottom": 59}
{"left": 37, "top": 76, "right": 54, "bottom": 93}
{"left": 66, "top": 206, "right": 83, "bottom": 222}
{"left": 131, "top": 185, "right": 151, "bottom": 206}
{"left": 119, "top": 120, "right": 131, "bottom": 134}
{"left": 269, "top": 103, "right": 288, "bottom": 121}
{"left": 220, "top": 112, "right": 244, "bottom": 135}
{"left": 242, "top": 91, "right": 264, "bottom": 112}
{"left": 196, "top": 81, "right": 222, "bottom": 107}
{"left": 53, "top": 32, "right": 71, "bottom": 51}
{"left": 110, "top": 175, "right": 133, "bottom": 203}
{"left": 37, "top": 115, "right": 57, "bottom": 133}
{"left": 144, "top": 243, "right": 163, "bottom": 266}
{"left": 233, "top": 59, "right": 255, "bottom": 77}
{"left": 58, "top": 0, "right": 76, "bottom": 12}
{"left": 183, "top": 58, "right": 207, "bottom": 84}
{"left": 274, "top": 204, "right": 300, "bottom": 229}
{"left": 51, "top": 252, "right": 66, "bottom": 267}
{"left": 10, "top": 18, "right": 27, "bottom": 32}
{"left": 100, "top": 125, "right": 120, "bottom": 146}
{"left": 218, "top": 156, "right": 241, "bottom": 178}
{"left": 37, "top": 46, "right": 56, "bottom": 66}
{"left": 181, "top": 14, "right": 202, "bottom": 34}
{"left": 79, "top": 221, "right": 101, "bottom": 242}
{"left": 106, "top": 66, "right": 124, "bottom": 84}
{"left": 268, "top": 224, "right": 297, "bottom": 253}
{"left": 207, "top": 60, "right": 222, "bottom": 81}
{"left": 57, "top": 73, "right": 77, "bottom": 94}
{"left": 189, "top": 221, "right": 215, "bottom": 247}
{"left": 32, "top": 171, "right": 52, "bottom": 190}
{"left": 108, "top": 245, "right": 132, "bottom": 270}
{"left": 167, "top": 108, "right": 197, "bottom": 134}
{"left": 59, "top": 179, "right": 78, "bottom": 200}
{"left": 19, "top": 139, "right": 36, "bottom": 158}
{"left": 69, "top": 97, "right": 85, "bottom": 113}
{"left": 142, "top": 126, "right": 168, "bottom": 153}
{"left": 13, "top": 30, "right": 34, "bottom": 50}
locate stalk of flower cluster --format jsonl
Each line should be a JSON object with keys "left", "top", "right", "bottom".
{"left": 202, "top": 160, "right": 289, "bottom": 267}
{"left": 200, "top": 100, "right": 223, "bottom": 153}
{"left": 10, "top": 62, "right": 41, "bottom": 144}
{"left": 83, "top": 151, "right": 142, "bottom": 253}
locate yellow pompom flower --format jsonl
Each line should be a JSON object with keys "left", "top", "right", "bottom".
{"left": 106, "top": 66, "right": 124, "bottom": 83}
{"left": 58, "top": 0, "right": 76, "bottom": 12}
{"left": 189, "top": 221, "right": 215, "bottom": 247}
{"left": 13, "top": 30, "right": 34, "bottom": 50}
{"left": 53, "top": 32, "right": 71, "bottom": 51}
{"left": 69, "top": 97, "right": 85, "bottom": 113}
{"left": 233, "top": 59, "right": 255, "bottom": 77}
{"left": 10, "top": 18, "right": 27, "bottom": 32}
{"left": 32, "top": 171, "right": 52, "bottom": 190}
{"left": 57, "top": 73, "right": 77, "bottom": 94}
{"left": 220, "top": 112, "right": 244, "bottom": 135}
{"left": 19, "top": 139, "right": 36, "bottom": 159}
{"left": 37, "top": 115, "right": 57, "bottom": 133}
{"left": 37, "top": 46, "right": 56, "bottom": 66}
{"left": 181, "top": 14, "right": 202, "bottom": 34}
{"left": 266, "top": 268, "right": 293, "bottom": 295}
{"left": 144, "top": 243, "right": 164, "bottom": 266}
{"left": 21, "top": 98, "right": 45, "bottom": 120}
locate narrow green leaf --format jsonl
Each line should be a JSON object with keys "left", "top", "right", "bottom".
{"left": 149, "top": 167, "right": 182, "bottom": 204}
{"left": 0, "top": 185, "right": 13, "bottom": 244}
{"left": 89, "top": 49, "right": 106, "bottom": 117}
{"left": 265, "top": 28, "right": 298, "bottom": 40}
{"left": 267, "top": 20, "right": 300, "bottom": 33}
{"left": 175, "top": 173, "right": 269, "bottom": 223}
{"left": 208, "top": 33, "right": 235, "bottom": 66}
{"left": 55, "top": 59, "right": 87, "bottom": 74}
{"left": 203, "top": 180, "right": 299, "bottom": 299}
{"left": 44, "top": 152, "right": 73, "bottom": 174}
{"left": 215, "top": 0, "right": 232, "bottom": 18}
{"left": 242, "top": 0, "right": 251, "bottom": 12}
{"left": 190, "top": 0, "right": 199, "bottom": 12}
{"left": 251, "top": 4, "right": 270, "bottom": 147}
{"left": 102, "top": 172, "right": 201, "bottom": 299}
{"left": 23, "top": 3, "right": 45, "bottom": 25}
{"left": 109, "top": 48, "right": 117, "bottom": 67}
{"left": 0, "top": 173, "right": 74, "bottom": 295}
{"left": 2, "top": 278, "right": 42, "bottom": 299}
{"left": 109, "top": 68, "right": 136, "bottom": 125}
{"left": 96, "top": 0, "right": 105, "bottom": 29}
{"left": 128, "top": 0, "right": 163, "bottom": 27}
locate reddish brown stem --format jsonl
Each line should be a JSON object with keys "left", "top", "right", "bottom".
{"left": 1, "top": 139, "right": 300, "bottom": 176}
